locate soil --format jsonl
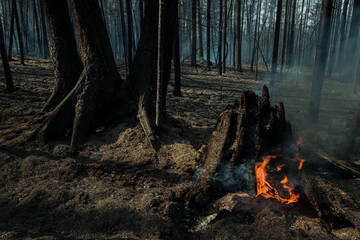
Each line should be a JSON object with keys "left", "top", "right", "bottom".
{"left": 1, "top": 57, "right": 360, "bottom": 239}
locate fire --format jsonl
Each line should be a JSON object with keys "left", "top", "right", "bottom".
{"left": 220, "top": 112, "right": 224, "bottom": 117}
{"left": 254, "top": 137, "right": 305, "bottom": 204}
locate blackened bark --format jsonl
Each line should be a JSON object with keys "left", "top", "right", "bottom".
{"left": 8, "top": 0, "right": 15, "bottom": 60}
{"left": 196, "top": 0, "right": 204, "bottom": 61}
{"left": 280, "top": 0, "right": 290, "bottom": 73}
{"left": 191, "top": 0, "right": 197, "bottom": 66}
{"left": 0, "top": 18, "right": 14, "bottom": 93}
{"left": 42, "top": 0, "right": 83, "bottom": 112}
{"left": 125, "top": 0, "right": 133, "bottom": 67}
{"left": 337, "top": 0, "right": 349, "bottom": 67}
{"left": 33, "top": 0, "right": 42, "bottom": 56}
{"left": 39, "top": 0, "right": 50, "bottom": 59}
{"left": 119, "top": 0, "right": 128, "bottom": 72}
{"left": 173, "top": 10, "right": 181, "bottom": 97}
{"left": 206, "top": 0, "right": 211, "bottom": 70}
{"left": 235, "top": 0, "right": 242, "bottom": 71}
{"left": 286, "top": 0, "right": 296, "bottom": 69}
{"left": 12, "top": 0, "right": 24, "bottom": 65}
{"left": 270, "top": 0, "right": 283, "bottom": 88}
{"left": 186, "top": 86, "right": 294, "bottom": 206}
{"left": 218, "top": 0, "right": 223, "bottom": 75}
{"left": 343, "top": 0, "right": 360, "bottom": 81}
{"left": 33, "top": 0, "right": 122, "bottom": 150}
{"left": 308, "top": 0, "right": 334, "bottom": 123}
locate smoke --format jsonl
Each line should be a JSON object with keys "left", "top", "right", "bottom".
{"left": 211, "top": 160, "right": 255, "bottom": 193}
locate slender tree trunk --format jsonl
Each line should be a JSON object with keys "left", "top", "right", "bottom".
{"left": 206, "top": 0, "right": 211, "bottom": 70}
{"left": 343, "top": 0, "right": 360, "bottom": 81}
{"left": 156, "top": 0, "right": 166, "bottom": 131}
{"left": 33, "top": 0, "right": 42, "bottom": 56}
{"left": 308, "top": 0, "right": 334, "bottom": 124}
{"left": 139, "top": 0, "right": 144, "bottom": 33}
{"left": 39, "top": 0, "right": 50, "bottom": 59}
{"left": 191, "top": 0, "right": 197, "bottom": 66}
{"left": 280, "top": 0, "right": 290, "bottom": 73}
{"left": 223, "top": 0, "right": 227, "bottom": 73}
{"left": 328, "top": 0, "right": 341, "bottom": 76}
{"left": 119, "top": 0, "right": 128, "bottom": 75}
{"left": 42, "top": 0, "right": 83, "bottom": 112}
{"left": 235, "top": 0, "right": 242, "bottom": 71}
{"left": 174, "top": 9, "right": 181, "bottom": 96}
{"left": 125, "top": 0, "right": 133, "bottom": 67}
{"left": 270, "top": 0, "right": 283, "bottom": 88}
{"left": 0, "top": 18, "right": 14, "bottom": 93}
{"left": 250, "top": 0, "right": 259, "bottom": 72}
{"left": 337, "top": 0, "right": 349, "bottom": 68}
{"left": 196, "top": 0, "right": 204, "bottom": 61}
{"left": 7, "top": 0, "right": 15, "bottom": 60}
{"left": 286, "top": 0, "right": 296, "bottom": 69}
{"left": 218, "top": 0, "right": 223, "bottom": 75}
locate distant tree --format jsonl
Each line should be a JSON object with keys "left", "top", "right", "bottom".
{"left": 337, "top": 0, "right": 349, "bottom": 67}
{"left": 308, "top": 0, "right": 334, "bottom": 123}
{"left": 39, "top": 0, "right": 50, "bottom": 59}
{"left": 343, "top": 0, "right": 360, "bottom": 81}
{"left": 286, "top": 0, "right": 296, "bottom": 69}
{"left": 173, "top": 9, "right": 181, "bottom": 96}
{"left": 218, "top": 0, "right": 223, "bottom": 75}
{"left": 126, "top": 0, "right": 133, "bottom": 67}
{"left": 270, "top": 0, "right": 283, "bottom": 88}
{"left": 0, "top": 17, "right": 14, "bottom": 93}
{"left": 196, "top": 0, "right": 204, "bottom": 61}
{"left": 206, "top": 0, "right": 211, "bottom": 70}
{"left": 191, "top": 0, "right": 197, "bottom": 66}
{"left": 235, "top": 0, "right": 242, "bottom": 71}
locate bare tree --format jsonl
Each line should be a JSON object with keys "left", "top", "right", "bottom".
{"left": 0, "top": 17, "right": 14, "bottom": 93}
{"left": 308, "top": 0, "right": 334, "bottom": 123}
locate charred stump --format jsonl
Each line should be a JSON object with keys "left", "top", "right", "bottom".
{"left": 187, "top": 86, "right": 294, "bottom": 206}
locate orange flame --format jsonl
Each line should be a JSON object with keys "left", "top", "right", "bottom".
{"left": 255, "top": 136, "right": 305, "bottom": 204}
{"left": 255, "top": 156, "right": 300, "bottom": 204}
{"left": 220, "top": 112, "right": 224, "bottom": 117}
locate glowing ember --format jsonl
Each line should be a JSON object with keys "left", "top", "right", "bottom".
{"left": 220, "top": 112, "right": 224, "bottom": 117}
{"left": 254, "top": 137, "right": 305, "bottom": 204}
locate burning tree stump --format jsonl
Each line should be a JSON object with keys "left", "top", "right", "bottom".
{"left": 187, "top": 86, "right": 294, "bottom": 206}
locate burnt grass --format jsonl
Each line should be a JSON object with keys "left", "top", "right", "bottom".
{"left": 1, "top": 57, "right": 360, "bottom": 239}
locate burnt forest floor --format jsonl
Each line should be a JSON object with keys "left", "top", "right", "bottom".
{"left": 0, "top": 56, "right": 360, "bottom": 239}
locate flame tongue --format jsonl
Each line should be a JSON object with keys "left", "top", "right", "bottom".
{"left": 254, "top": 137, "right": 305, "bottom": 204}
{"left": 255, "top": 156, "right": 300, "bottom": 204}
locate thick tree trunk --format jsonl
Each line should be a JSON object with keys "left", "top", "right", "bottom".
{"left": 308, "top": 0, "right": 334, "bottom": 124}
{"left": 270, "top": 0, "right": 283, "bottom": 88}
{"left": 0, "top": 18, "right": 14, "bottom": 93}
{"left": 32, "top": 0, "right": 122, "bottom": 151}
{"left": 125, "top": 0, "right": 177, "bottom": 143}
{"left": 42, "top": 0, "right": 83, "bottom": 112}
